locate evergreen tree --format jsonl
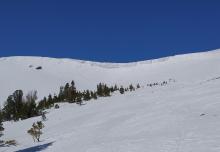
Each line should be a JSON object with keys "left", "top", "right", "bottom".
{"left": 37, "top": 97, "right": 47, "bottom": 111}
{"left": 83, "top": 90, "right": 91, "bottom": 101}
{"left": 53, "top": 94, "right": 59, "bottom": 103}
{"left": 90, "top": 91, "right": 98, "bottom": 100}
{"left": 76, "top": 92, "right": 83, "bottom": 105}
{"left": 70, "top": 81, "right": 77, "bottom": 100}
{"left": 129, "top": 84, "right": 135, "bottom": 91}
{"left": 97, "top": 83, "right": 103, "bottom": 96}
{"left": 13, "top": 90, "right": 24, "bottom": 120}
{"left": 58, "top": 86, "right": 65, "bottom": 101}
{"left": 93, "top": 92, "right": 98, "bottom": 100}
{"left": 114, "top": 84, "right": 118, "bottom": 91}
{"left": 3, "top": 95, "right": 16, "bottom": 120}
{"left": 119, "top": 86, "right": 125, "bottom": 94}
{"left": 47, "top": 94, "right": 53, "bottom": 108}
{"left": 24, "top": 91, "right": 38, "bottom": 118}
{"left": 137, "top": 83, "right": 140, "bottom": 89}
{"left": 103, "top": 84, "right": 110, "bottom": 96}
{"left": 64, "top": 83, "right": 70, "bottom": 100}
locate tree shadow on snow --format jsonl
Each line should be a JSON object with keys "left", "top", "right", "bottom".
{"left": 15, "top": 142, "right": 54, "bottom": 152}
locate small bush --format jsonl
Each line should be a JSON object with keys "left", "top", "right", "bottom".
{"left": 36, "top": 66, "right": 42, "bottom": 70}
{"left": 27, "top": 121, "right": 44, "bottom": 142}
{"left": 54, "top": 104, "right": 59, "bottom": 109}
{"left": 5, "top": 140, "right": 17, "bottom": 146}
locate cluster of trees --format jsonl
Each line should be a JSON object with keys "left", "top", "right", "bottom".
{"left": 0, "top": 81, "right": 141, "bottom": 143}
{"left": 37, "top": 81, "right": 140, "bottom": 110}
{"left": 1, "top": 81, "right": 141, "bottom": 122}
{"left": 147, "top": 81, "right": 168, "bottom": 87}
{"left": 2, "top": 90, "right": 38, "bottom": 121}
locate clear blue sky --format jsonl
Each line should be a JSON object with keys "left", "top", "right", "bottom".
{"left": 0, "top": 0, "right": 219, "bottom": 62}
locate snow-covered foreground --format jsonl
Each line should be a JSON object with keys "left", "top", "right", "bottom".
{"left": 2, "top": 78, "right": 220, "bottom": 152}
{"left": 1, "top": 49, "right": 220, "bottom": 152}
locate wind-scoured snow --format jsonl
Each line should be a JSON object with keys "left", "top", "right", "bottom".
{"left": 1, "top": 49, "right": 220, "bottom": 152}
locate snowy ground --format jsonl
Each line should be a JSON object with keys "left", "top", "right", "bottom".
{"left": 1, "top": 49, "right": 220, "bottom": 152}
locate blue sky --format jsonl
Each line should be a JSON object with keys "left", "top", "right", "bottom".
{"left": 0, "top": 0, "right": 219, "bottom": 62}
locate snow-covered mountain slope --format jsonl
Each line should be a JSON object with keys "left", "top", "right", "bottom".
{"left": 1, "top": 49, "right": 220, "bottom": 152}
{"left": 0, "top": 49, "right": 220, "bottom": 104}
{"left": 2, "top": 72, "right": 220, "bottom": 152}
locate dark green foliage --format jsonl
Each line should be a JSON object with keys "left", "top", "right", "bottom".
{"left": 97, "top": 83, "right": 111, "bottom": 97}
{"left": 129, "top": 84, "right": 135, "bottom": 91}
{"left": 47, "top": 94, "right": 54, "bottom": 107}
{"left": 3, "top": 90, "right": 24, "bottom": 121}
{"left": 37, "top": 97, "right": 47, "bottom": 110}
{"left": 13, "top": 90, "right": 23, "bottom": 120}
{"left": 3, "top": 95, "right": 16, "bottom": 120}
{"left": 137, "top": 83, "right": 140, "bottom": 89}
{"left": 119, "top": 86, "right": 125, "bottom": 94}
{"left": 90, "top": 91, "right": 97, "bottom": 100}
{"left": 3, "top": 90, "right": 39, "bottom": 121}
{"left": 2, "top": 79, "right": 140, "bottom": 122}
{"left": 83, "top": 90, "right": 91, "bottom": 101}
{"left": 24, "top": 91, "right": 38, "bottom": 119}
{"left": 114, "top": 84, "right": 118, "bottom": 91}
{"left": 54, "top": 104, "right": 60, "bottom": 109}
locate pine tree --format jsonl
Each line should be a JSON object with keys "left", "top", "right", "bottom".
{"left": 90, "top": 91, "right": 98, "bottom": 100}
{"left": 25, "top": 91, "right": 38, "bottom": 118}
{"left": 37, "top": 97, "right": 47, "bottom": 110}
{"left": 93, "top": 92, "right": 98, "bottom": 100}
{"left": 129, "top": 84, "right": 135, "bottom": 91}
{"left": 3, "top": 95, "right": 16, "bottom": 120}
{"left": 58, "top": 86, "right": 65, "bottom": 101}
{"left": 13, "top": 90, "right": 24, "bottom": 120}
{"left": 76, "top": 92, "right": 83, "bottom": 105}
{"left": 137, "top": 83, "right": 140, "bottom": 89}
{"left": 64, "top": 83, "right": 70, "bottom": 100}
{"left": 114, "top": 84, "right": 118, "bottom": 91}
{"left": 97, "top": 83, "right": 103, "bottom": 96}
{"left": 119, "top": 86, "right": 125, "bottom": 94}
{"left": 47, "top": 94, "right": 53, "bottom": 108}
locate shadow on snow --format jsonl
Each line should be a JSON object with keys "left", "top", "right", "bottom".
{"left": 15, "top": 142, "right": 54, "bottom": 152}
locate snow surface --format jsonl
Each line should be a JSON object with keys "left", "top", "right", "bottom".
{"left": 1, "top": 49, "right": 220, "bottom": 152}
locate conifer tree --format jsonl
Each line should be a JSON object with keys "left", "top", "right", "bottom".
{"left": 114, "top": 84, "right": 118, "bottom": 91}
{"left": 129, "top": 84, "right": 135, "bottom": 91}
{"left": 84, "top": 90, "right": 91, "bottom": 101}
{"left": 47, "top": 94, "right": 53, "bottom": 108}
{"left": 119, "top": 86, "right": 125, "bottom": 94}
{"left": 3, "top": 95, "right": 16, "bottom": 120}
{"left": 137, "top": 83, "right": 140, "bottom": 89}
{"left": 25, "top": 91, "right": 38, "bottom": 118}
{"left": 13, "top": 90, "right": 24, "bottom": 120}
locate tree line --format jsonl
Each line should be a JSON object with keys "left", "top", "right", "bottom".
{"left": 0, "top": 81, "right": 141, "bottom": 122}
